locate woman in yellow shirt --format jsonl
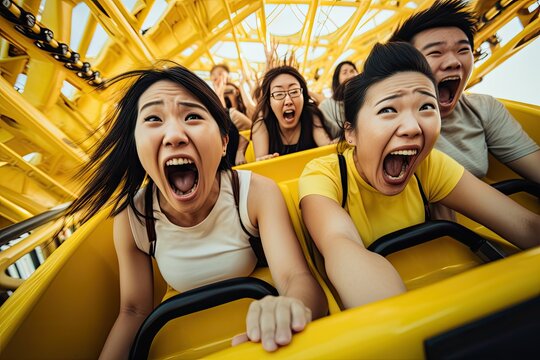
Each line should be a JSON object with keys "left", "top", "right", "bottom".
{"left": 299, "top": 42, "right": 540, "bottom": 310}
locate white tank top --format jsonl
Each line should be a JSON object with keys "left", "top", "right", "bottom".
{"left": 127, "top": 170, "right": 258, "bottom": 292}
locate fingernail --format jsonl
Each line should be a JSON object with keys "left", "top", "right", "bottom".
{"left": 249, "top": 329, "right": 260, "bottom": 341}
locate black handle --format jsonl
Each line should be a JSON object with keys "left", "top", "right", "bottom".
{"left": 491, "top": 179, "right": 540, "bottom": 198}
{"left": 367, "top": 220, "right": 506, "bottom": 262}
{"left": 129, "top": 277, "right": 278, "bottom": 360}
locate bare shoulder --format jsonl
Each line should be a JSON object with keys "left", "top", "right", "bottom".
{"left": 113, "top": 208, "right": 136, "bottom": 251}
{"left": 249, "top": 172, "right": 280, "bottom": 197}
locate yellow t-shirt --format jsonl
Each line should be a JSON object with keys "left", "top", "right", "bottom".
{"left": 299, "top": 148, "right": 464, "bottom": 247}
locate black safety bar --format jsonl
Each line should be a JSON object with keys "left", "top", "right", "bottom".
{"left": 368, "top": 220, "right": 506, "bottom": 262}
{"left": 491, "top": 179, "right": 540, "bottom": 198}
{"left": 0, "top": 202, "right": 71, "bottom": 246}
{"left": 129, "top": 277, "right": 278, "bottom": 360}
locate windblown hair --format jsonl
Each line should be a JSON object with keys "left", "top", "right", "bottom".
{"left": 252, "top": 65, "right": 330, "bottom": 155}
{"left": 331, "top": 61, "right": 357, "bottom": 96}
{"left": 339, "top": 42, "right": 436, "bottom": 149}
{"left": 390, "top": 0, "right": 477, "bottom": 48}
{"left": 65, "top": 64, "right": 232, "bottom": 226}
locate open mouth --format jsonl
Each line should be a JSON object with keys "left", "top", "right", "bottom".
{"left": 165, "top": 157, "right": 199, "bottom": 197}
{"left": 283, "top": 109, "right": 296, "bottom": 122}
{"left": 383, "top": 149, "right": 418, "bottom": 183}
{"left": 437, "top": 77, "right": 460, "bottom": 106}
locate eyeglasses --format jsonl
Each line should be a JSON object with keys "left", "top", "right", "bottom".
{"left": 270, "top": 88, "right": 303, "bottom": 100}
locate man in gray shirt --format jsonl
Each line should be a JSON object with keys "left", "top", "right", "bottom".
{"left": 390, "top": 0, "right": 539, "bottom": 182}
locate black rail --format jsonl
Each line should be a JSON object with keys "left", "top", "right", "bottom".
{"left": 0, "top": 203, "right": 70, "bottom": 246}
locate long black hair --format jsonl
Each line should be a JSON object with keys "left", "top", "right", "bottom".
{"left": 390, "top": 0, "right": 477, "bottom": 49}
{"left": 252, "top": 65, "right": 330, "bottom": 155}
{"left": 65, "top": 64, "right": 232, "bottom": 225}
{"left": 331, "top": 60, "right": 357, "bottom": 97}
{"left": 338, "top": 42, "right": 437, "bottom": 150}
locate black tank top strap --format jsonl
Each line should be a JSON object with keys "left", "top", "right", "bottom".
{"left": 338, "top": 153, "right": 348, "bottom": 208}
{"left": 144, "top": 183, "right": 157, "bottom": 258}
{"left": 413, "top": 174, "right": 431, "bottom": 221}
{"left": 231, "top": 170, "right": 268, "bottom": 267}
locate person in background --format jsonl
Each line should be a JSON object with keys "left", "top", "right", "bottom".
{"left": 319, "top": 61, "right": 359, "bottom": 139}
{"left": 389, "top": 0, "right": 539, "bottom": 183}
{"left": 299, "top": 42, "right": 540, "bottom": 310}
{"left": 64, "top": 65, "right": 327, "bottom": 359}
{"left": 251, "top": 66, "right": 332, "bottom": 161}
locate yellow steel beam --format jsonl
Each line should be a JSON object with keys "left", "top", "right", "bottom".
{"left": 470, "top": 15, "right": 539, "bottom": 88}
{"left": 0, "top": 17, "right": 104, "bottom": 99}
{"left": 0, "top": 76, "right": 88, "bottom": 167}
{"left": 181, "top": 1, "right": 262, "bottom": 67}
{"left": 83, "top": 0, "right": 156, "bottom": 64}
{"left": 314, "top": 0, "right": 371, "bottom": 87}
{"left": 221, "top": 0, "right": 246, "bottom": 72}
{"left": 0, "top": 195, "right": 33, "bottom": 223}
{"left": 0, "top": 142, "right": 78, "bottom": 200}
{"left": 257, "top": 0, "right": 268, "bottom": 46}
{"left": 135, "top": 0, "right": 157, "bottom": 28}
{"left": 301, "top": 0, "right": 320, "bottom": 73}
{"left": 178, "top": 1, "right": 216, "bottom": 66}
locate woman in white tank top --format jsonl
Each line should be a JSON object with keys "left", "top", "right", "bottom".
{"left": 64, "top": 65, "right": 327, "bottom": 359}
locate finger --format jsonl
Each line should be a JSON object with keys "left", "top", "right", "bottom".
{"left": 246, "top": 301, "right": 262, "bottom": 342}
{"left": 290, "top": 301, "right": 309, "bottom": 332}
{"left": 274, "top": 300, "right": 292, "bottom": 346}
{"left": 231, "top": 333, "right": 249, "bottom": 347}
{"left": 259, "top": 301, "right": 278, "bottom": 352}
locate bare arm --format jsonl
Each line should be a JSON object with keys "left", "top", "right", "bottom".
{"left": 441, "top": 170, "right": 540, "bottom": 249}
{"left": 235, "top": 135, "right": 249, "bottom": 165}
{"left": 505, "top": 150, "right": 540, "bottom": 183}
{"left": 229, "top": 108, "right": 252, "bottom": 131}
{"left": 243, "top": 175, "right": 327, "bottom": 351}
{"left": 99, "top": 210, "right": 154, "bottom": 360}
{"left": 312, "top": 115, "right": 333, "bottom": 147}
{"left": 301, "top": 194, "right": 406, "bottom": 309}
{"left": 251, "top": 119, "right": 279, "bottom": 161}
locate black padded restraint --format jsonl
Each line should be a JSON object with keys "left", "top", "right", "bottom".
{"left": 144, "top": 184, "right": 157, "bottom": 257}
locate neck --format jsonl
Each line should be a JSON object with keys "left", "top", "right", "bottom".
{"left": 280, "top": 124, "right": 301, "bottom": 145}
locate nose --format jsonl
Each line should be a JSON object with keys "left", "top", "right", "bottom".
{"left": 441, "top": 52, "right": 461, "bottom": 70}
{"left": 163, "top": 120, "right": 189, "bottom": 147}
{"left": 396, "top": 113, "right": 422, "bottom": 138}
{"left": 283, "top": 93, "right": 293, "bottom": 104}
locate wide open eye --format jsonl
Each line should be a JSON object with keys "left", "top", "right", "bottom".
{"left": 144, "top": 115, "right": 162, "bottom": 122}
{"left": 377, "top": 107, "right": 396, "bottom": 114}
{"left": 420, "top": 103, "right": 436, "bottom": 111}
{"left": 185, "top": 113, "right": 203, "bottom": 121}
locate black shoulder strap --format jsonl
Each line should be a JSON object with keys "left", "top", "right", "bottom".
{"left": 231, "top": 170, "right": 268, "bottom": 267}
{"left": 414, "top": 174, "right": 431, "bottom": 221}
{"left": 144, "top": 184, "right": 157, "bottom": 257}
{"left": 338, "top": 154, "right": 348, "bottom": 208}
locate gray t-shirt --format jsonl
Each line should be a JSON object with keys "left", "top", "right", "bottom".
{"left": 435, "top": 93, "right": 538, "bottom": 178}
{"left": 319, "top": 97, "right": 344, "bottom": 139}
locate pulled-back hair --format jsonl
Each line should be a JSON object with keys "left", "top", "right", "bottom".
{"left": 65, "top": 64, "right": 232, "bottom": 226}
{"left": 331, "top": 61, "right": 357, "bottom": 96}
{"left": 252, "top": 65, "right": 329, "bottom": 154}
{"left": 390, "top": 0, "right": 477, "bottom": 49}
{"left": 340, "top": 42, "right": 436, "bottom": 148}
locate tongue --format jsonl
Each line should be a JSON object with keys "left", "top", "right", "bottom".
{"left": 438, "top": 85, "right": 451, "bottom": 103}
{"left": 170, "top": 169, "right": 196, "bottom": 192}
{"left": 384, "top": 155, "right": 405, "bottom": 177}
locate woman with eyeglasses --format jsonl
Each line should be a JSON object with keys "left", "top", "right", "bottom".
{"left": 251, "top": 66, "right": 332, "bottom": 161}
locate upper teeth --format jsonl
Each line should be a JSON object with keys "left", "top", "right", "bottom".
{"left": 390, "top": 149, "right": 417, "bottom": 156}
{"left": 166, "top": 157, "right": 193, "bottom": 166}
{"left": 441, "top": 76, "right": 460, "bottom": 82}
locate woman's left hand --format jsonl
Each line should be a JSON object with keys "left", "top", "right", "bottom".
{"left": 232, "top": 295, "right": 312, "bottom": 352}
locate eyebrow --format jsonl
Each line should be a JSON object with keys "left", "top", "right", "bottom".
{"left": 421, "top": 39, "right": 470, "bottom": 51}
{"left": 139, "top": 100, "right": 208, "bottom": 113}
{"left": 375, "top": 89, "right": 436, "bottom": 106}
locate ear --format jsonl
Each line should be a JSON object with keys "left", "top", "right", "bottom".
{"left": 222, "top": 135, "right": 229, "bottom": 155}
{"left": 344, "top": 122, "right": 356, "bottom": 146}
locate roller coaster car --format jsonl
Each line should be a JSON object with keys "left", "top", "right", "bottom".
{"left": 0, "top": 100, "right": 539, "bottom": 359}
